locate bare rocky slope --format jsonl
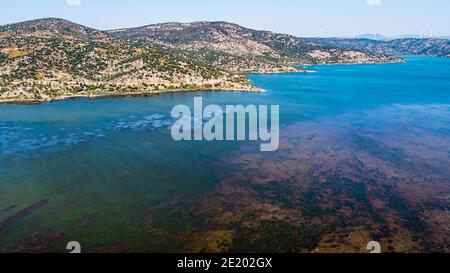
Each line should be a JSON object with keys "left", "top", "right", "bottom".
{"left": 109, "top": 21, "right": 402, "bottom": 73}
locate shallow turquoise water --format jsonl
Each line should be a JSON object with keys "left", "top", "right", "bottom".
{"left": 0, "top": 56, "right": 449, "bottom": 252}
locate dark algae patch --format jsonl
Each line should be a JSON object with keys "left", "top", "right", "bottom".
{"left": 352, "top": 135, "right": 405, "bottom": 166}
{"left": 0, "top": 205, "right": 17, "bottom": 214}
{"left": 230, "top": 221, "right": 323, "bottom": 253}
{"left": 0, "top": 199, "right": 49, "bottom": 233}
{"left": 388, "top": 195, "right": 427, "bottom": 232}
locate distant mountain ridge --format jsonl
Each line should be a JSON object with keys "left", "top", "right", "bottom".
{"left": 109, "top": 21, "right": 401, "bottom": 73}
{"left": 337, "top": 34, "right": 450, "bottom": 41}
{"left": 307, "top": 37, "right": 450, "bottom": 58}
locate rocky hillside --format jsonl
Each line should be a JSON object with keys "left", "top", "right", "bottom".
{"left": 0, "top": 18, "right": 109, "bottom": 41}
{"left": 0, "top": 18, "right": 409, "bottom": 103}
{"left": 308, "top": 38, "right": 450, "bottom": 58}
{"left": 0, "top": 19, "right": 251, "bottom": 103}
{"left": 109, "top": 21, "right": 402, "bottom": 73}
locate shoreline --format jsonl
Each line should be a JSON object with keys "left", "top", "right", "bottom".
{"left": 0, "top": 59, "right": 406, "bottom": 105}
{"left": 0, "top": 86, "right": 264, "bottom": 105}
{"left": 302, "top": 58, "right": 407, "bottom": 68}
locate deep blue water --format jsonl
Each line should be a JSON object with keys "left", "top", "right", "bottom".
{"left": 0, "top": 56, "right": 449, "bottom": 251}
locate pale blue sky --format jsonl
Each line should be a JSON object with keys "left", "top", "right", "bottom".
{"left": 1, "top": 0, "right": 449, "bottom": 37}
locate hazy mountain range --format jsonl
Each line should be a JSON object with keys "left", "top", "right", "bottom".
{"left": 307, "top": 37, "right": 450, "bottom": 58}
{"left": 338, "top": 34, "right": 450, "bottom": 41}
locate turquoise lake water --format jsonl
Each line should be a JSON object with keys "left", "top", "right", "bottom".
{"left": 0, "top": 56, "right": 449, "bottom": 252}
